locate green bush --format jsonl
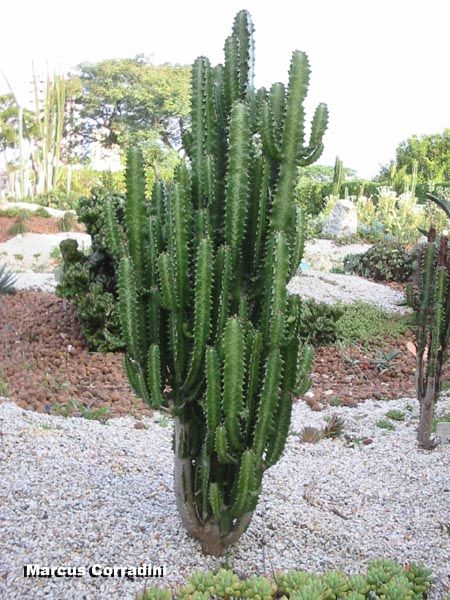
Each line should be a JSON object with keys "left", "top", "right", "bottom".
{"left": 343, "top": 242, "right": 414, "bottom": 282}
{"left": 137, "top": 561, "right": 433, "bottom": 600}
{"left": 56, "top": 190, "right": 124, "bottom": 352}
{"left": 297, "top": 300, "right": 408, "bottom": 347}
{"left": 299, "top": 299, "right": 344, "bottom": 346}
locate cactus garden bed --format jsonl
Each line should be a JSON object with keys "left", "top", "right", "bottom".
{"left": 0, "top": 290, "right": 439, "bottom": 419}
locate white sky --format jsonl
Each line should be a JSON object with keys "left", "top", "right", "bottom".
{"left": 1, "top": 0, "right": 448, "bottom": 179}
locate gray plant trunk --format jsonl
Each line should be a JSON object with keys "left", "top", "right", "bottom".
{"left": 416, "top": 354, "right": 439, "bottom": 450}
{"left": 173, "top": 416, "right": 253, "bottom": 556}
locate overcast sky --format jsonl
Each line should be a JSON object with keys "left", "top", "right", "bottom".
{"left": 1, "top": 0, "right": 448, "bottom": 178}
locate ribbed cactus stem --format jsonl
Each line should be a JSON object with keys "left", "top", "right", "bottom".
{"left": 407, "top": 217, "right": 450, "bottom": 449}
{"left": 117, "top": 10, "right": 327, "bottom": 555}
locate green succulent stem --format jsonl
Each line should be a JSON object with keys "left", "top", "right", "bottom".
{"left": 117, "top": 10, "right": 327, "bottom": 556}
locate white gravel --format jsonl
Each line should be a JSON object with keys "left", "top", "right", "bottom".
{"left": 1, "top": 397, "right": 449, "bottom": 599}
{"left": 0, "top": 232, "right": 91, "bottom": 292}
{"left": 0, "top": 232, "right": 91, "bottom": 270}
{"left": 288, "top": 271, "right": 408, "bottom": 314}
{"left": 303, "top": 239, "right": 372, "bottom": 272}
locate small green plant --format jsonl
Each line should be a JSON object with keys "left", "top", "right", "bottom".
{"left": 0, "top": 371, "right": 9, "bottom": 396}
{"left": 77, "top": 404, "right": 110, "bottom": 423}
{"left": 376, "top": 419, "right": 396, "bottom": 431}
{"left": 298, "top": 300, "right": 344, "bottom": 346}
{"left": 343, "top": 241, "right": 414, "bottom": 282}
{"left": 56, "top": 192, "right": 125, "bottom": 352}
{"left": 51, "top": 400, "right": 110, "bottom": 422}
{"left": 0, "top": 264, "right": 16, "bottom": 295}
{"left": 298, "top": 415, "right": 344, "bottom": 444}
{"left": 323, "top": 414, "right": 345, "bottom": 438}
{"left": 385, "top": 409, "right": 405, "bottom": 421}
{"left": 372, "top": 350, "right": 401, "bottom": 374}
{"left": 34, "top": 207, "right": 51, "bottom": 218}
{"left": 298, "top": 426, "right": 323, "bottom": 444}
{"left": 50, "top": 245, "right": 62, "bottom": 260}
{"left": 57, "top": 212, "right": 77, "bottom": 232}
{"left": 52, "top": 401, "right": 76, "bottom": 417}
{"left": 8, "top": 214, "right": 28, "bottom": 236}
{"left": 137, "top": 561, "right": 433, "bottom": 600}
{"left": 13, "top": 254, "right": 24, "bottom": 261}
{"left": 336, "top": 303, "right": 408, "bottom": 345}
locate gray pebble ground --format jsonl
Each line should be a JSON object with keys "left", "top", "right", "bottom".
{"left": 287, "top": 271, "right": 408, "bottom": 314}
{"left": 1, "top": 397, "right": 449, "bottom": 600}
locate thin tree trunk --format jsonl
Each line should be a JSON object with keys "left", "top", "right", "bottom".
{"left": 417, "top": 376, "right": 438, "bottom": 450}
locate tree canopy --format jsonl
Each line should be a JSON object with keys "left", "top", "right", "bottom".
{"left": 378, "top": 129, "right": 450, "bottom": 186}
{"left": 68, "top": 56, "right": 191, "bottom": 152}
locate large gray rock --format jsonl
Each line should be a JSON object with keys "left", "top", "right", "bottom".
{"left": 322, "top": 199, "right": 357, "bottom": 238}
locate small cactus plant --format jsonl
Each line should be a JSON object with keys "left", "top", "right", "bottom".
{"left": 407, "top": 218, "right": 450, "bottom": 448}
{"left": 113, "top": 10, "right": 328, "bottom": 555}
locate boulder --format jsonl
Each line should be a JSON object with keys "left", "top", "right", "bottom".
{"left": 322, "top": 199, "right": 357, "bottom": 238}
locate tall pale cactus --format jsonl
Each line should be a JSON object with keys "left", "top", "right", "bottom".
{"left": 110, "top": 11, "right": 328, "bottom": 555}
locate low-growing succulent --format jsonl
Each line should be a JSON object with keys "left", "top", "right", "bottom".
{"left": 376, "top": 419, "right": 396, "bottom": 431}
{"left": 276, "top": 571, "right": 319, "bottom": 595}
{"left": 348, "top": 574, "right": 369, "bottom": 595}
{"left": 404, "top": 563, "right": 433, "bottom": 595}
{"left": 367, "top": 559, "right": 404, "bottom": 590}
{"left": 178, "top": 571, "right": 215, "bottom": 597}
{"left": 323, "top": 415, "right": 345, "bottom": 439}
{"left": 385, "top": 409, "right": 405, "bottom": 422}
{"left": 136, "top": 562, "right": 433, "bottom": 600}
{"left": 290, "top": 581, "right": 328, "bottom": 600}
{"left": 211, "top": 570, "right": 242, "bottom": 598}
{"left": 378, "top": 575, "right": 415, "bottom": 599}
{"left": 138, "top": 587, "right": 173, "bottom": 600}
{"left": 299, "top": 426, "right": 324, "bottom": 444}
{"left": 298, "top": 300, "right": 344, "bottom": 346}
{"left": 241, "top": 575, "right": 277, "bottom": 600}
{"left": 0, "top": 263, "right": 16, "bottom": 295}
{"left": 322, "top": 571, "right": 349, "bottom": 598}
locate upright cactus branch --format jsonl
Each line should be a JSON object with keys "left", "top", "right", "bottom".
{"left": 331, "top": 156, "right": 344, "bottom": 198}
{"left": 407, "top": 198, "right": 450, "bottom": 449}
{"left": 115, "top": 10, "right": 328, "bottom": 555}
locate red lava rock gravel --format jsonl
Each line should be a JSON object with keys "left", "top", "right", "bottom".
{"left": 1, "top": 290, "right": 447, "bottom": 418}
{"left": 0, "top": 216, "right": 85, "bottom": 243}
{"left": 0, "top": 291, "right": 151, "bottom": 419}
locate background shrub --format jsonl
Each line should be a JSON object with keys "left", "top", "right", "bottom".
{"left": 299, "top": 299, "right": 344, "bottom": 346}
{"left": 56, "top": 189, "right": 124, "bottom": 352}
{"left": 343, "top": 242, "right": 414, "bottom": 282}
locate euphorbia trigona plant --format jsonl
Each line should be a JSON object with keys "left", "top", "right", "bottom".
{"left": 107, "top": 10, "right": 328, "bottom": 555}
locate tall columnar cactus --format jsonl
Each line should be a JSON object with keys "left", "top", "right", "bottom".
{"left": 111, "top": 11, "right": 328, "bottom": 555}
{"left": 331, "top": 156, "right": 344, "bottom": 198}
{"left": 407, "top": 215, "right": 450, "bottom": 449}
